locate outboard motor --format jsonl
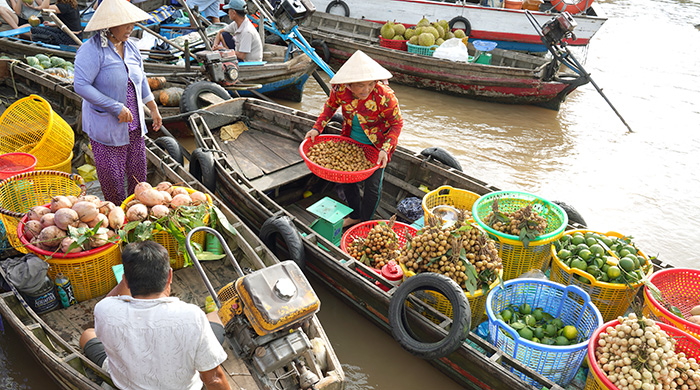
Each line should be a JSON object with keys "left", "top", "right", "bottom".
{"left": 541, "top": 11, "right": 577, "bottom": 45}
{"left": 272, "top": 0, "right": 316, "bottom": 33}
{"left": 196, "top": 50, "right": 240, "bottom": 87}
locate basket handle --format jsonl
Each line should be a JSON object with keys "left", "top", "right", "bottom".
{"left": 0, "top": 171, "right": 87, "bottom": 218}
{"left": 435, "top": 185, "right": 454, "bottom": 196}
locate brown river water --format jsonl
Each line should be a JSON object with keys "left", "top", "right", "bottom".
{"left": 2, "top": 0, "right": 700, "bottom": 388}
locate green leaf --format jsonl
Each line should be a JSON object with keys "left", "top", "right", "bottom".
{"left": 670, "top": 306, "right": 684, "bottom": 320}
{"left": 212, "top": 205, "right": 237, "bottom": 237}
{"left": 134, "top": 221, "right": 154, "bottom": 242}
{"left": 196, "top": 251, "right": 226, "bottom": 261}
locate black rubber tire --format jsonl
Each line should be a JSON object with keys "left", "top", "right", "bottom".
{"left": 154, "top": 136, "right": 185, "bottom": 166}
{"left": 325, "top": 0, "right": 349, "bottom": 17}
{"left": 388, "top": 273, "right": 470, "bottom": 360}
{"left": 448, "top": 16, "right": 472, "bottom": 36}
{"left": 310, "top": 39, "right": 331, "bottom": 63}
{"left": 189, "top": 148, "right": 217, "bottom": 192}
{"left": 552, "top": 200, "right": 587, "bottom": 227}
{"left": 179, "top": 81, "right": 231, "bottom": 113}
{"left": 259, "top": 216, "right": 306, "bottom": 269}
{"left": 420, "top": 147, "right": 463, "bottom": 172}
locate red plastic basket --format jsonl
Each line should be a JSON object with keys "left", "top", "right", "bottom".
{"left": 643, "top": 268, "right": 700, "bottom": 340}
{"left": 0, "top": 152, "right": 37, "bottom": 180}
{"left": 379, "top": 36, "right": 408, "bottom": 51}
{"left": 299, "top": 135, "right": 380, "bottom": 183}
{"left": 340, "top": 219, "right": 418, "bottom": 253}
{"left": 586, "top": 319, "right": 700, "bottom": 390}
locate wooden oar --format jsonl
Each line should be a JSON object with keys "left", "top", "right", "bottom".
{"left": 42, "top": 10, "right": 82, "bottom": 46}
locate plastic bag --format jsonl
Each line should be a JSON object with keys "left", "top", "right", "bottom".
{"left": 1, "top": 253, "right": 49, "bottom": 293}
{"left": 432, "top": 38, "right": 470, "bottom": 63}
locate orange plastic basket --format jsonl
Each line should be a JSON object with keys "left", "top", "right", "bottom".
{"left": 643, "top": 268, "right": 700, "bottom": 340}
{"left": 585, "top": 319, "right": 700, "bottom": 390}
{"left": 0, "top": 170, "right": 85, "bottom": 253}
{"left": 379, "top": 36, "right": 408, "bottom": 51}
{"left": 120, "top": 186, "right": 212, "bottom": 270}
{"left": 340, "top": 219, "right": 417, "bottom": 254}
{"left": 36, "top": 151, "right": 72, "bottom": 174}
{"left": 299, "top": 135, "right": 380, "bottom": 183}
{"left": 550, "top": 230, "right": 653, "bottom": 322}
{"left": 0, "top": 152, "right": 37, "bottom": 180}
{"left": 0, "top": 95, "right": 74, "bottom": 167}
{"left": 17, "top": 210, "right": 121, "bottom": 302}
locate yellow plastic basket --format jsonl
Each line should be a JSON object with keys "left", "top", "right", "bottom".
{"left": 549, "top": 230, "right": 653, "bottom": 322}
{"left": 0, "top": 170, "right": 85, "bottom": 253}
{"left": 36, "top": 151, "right": 73, "bottom": 173}
{"left": 0, "top": 95, "right": 74, "bottom": 167}
{"left": 472, "top": 191, "right": 567, "bottom": 281}
{"left": 45, "top": 244, "right": 122, "bottom": 302}
{"left": 419, "top": 269, "right": 502, "bottom": 330}
{"left": 422, "top": 185, "right": 479, "bottom": 221}
{"left": 121, "top": 186, "right": 212, "bottom": 270}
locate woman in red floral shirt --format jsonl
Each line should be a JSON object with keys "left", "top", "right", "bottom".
{"left": 306, "top": 50, "right": 403, "bottom": 228}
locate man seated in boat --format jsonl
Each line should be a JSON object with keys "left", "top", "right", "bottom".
{"left": 211, "top": 0, "right": 263, "bottom": 62}
{"left": 79, "top": 241, "right": 231, "bottom": 390}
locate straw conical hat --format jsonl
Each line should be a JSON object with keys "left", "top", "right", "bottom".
{"left": 84, "top": 0, "right": 151, "bottom": 32}
{"left": 330, "top": 50, "right": 392, "bottom": 84}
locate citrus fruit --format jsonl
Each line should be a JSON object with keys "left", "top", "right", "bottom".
{"left": 618, "top": 248, "right": 631, "bottom": 258}
{"left": 571, "top": 236, "right": 585, "bottom": 245}
{"left": 563, "top": 325, "right": 578, "bottom": 340}
{"left": 519, "top": 303, "right": 532, "bottom": 315}
{"left": 589, "top": 244, "right": 604, "bottom": 257}
{"left": 501, "top": 309, "right": 513, "bottom": 322}
{"left": 533, "top": 308, "right": 544, "bottom": 321}
{"left": 571, "top": 259, "right": 587, "bottom": 271}
{"left": 557, "top": 249, "right": 572, "bottom": 260}
{"left": 601, "top": 236, "right": 613, "bottom": 247}
{"left": 578, "top": 249, "right": 592, "bottom": 261}
{"left": 586, "top": 237, "right": 597, "bottom": 246}
{"left": 518, "top": 327, "right": 534, "bottom": 340}
{"left": 545, "top": 324, "right": 557, "bottom": 337}
{"left": 555, "top": 336, "right": 570, "bottom": 345}
{"left": 534, "top": 327, "right": 545, "bottom": 339}
{"left": 525, "top": 315, "right": 536, "bottom": 327}
{"left": 551, "top": 318, "right": 564, "bottom": 329}
{"left": 619, "top": 257, "right": 635, "bottom": 272}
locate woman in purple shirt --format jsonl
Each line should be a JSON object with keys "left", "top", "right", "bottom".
{"left": 73, "top": 0, "right": 162, "bottom": 205}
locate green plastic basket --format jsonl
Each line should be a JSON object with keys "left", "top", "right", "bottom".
{"left": 407, "top": 43, "right": 438, "bottom": 56}
{"left": 472, "top": 191, "right": 568, "bottom": 280}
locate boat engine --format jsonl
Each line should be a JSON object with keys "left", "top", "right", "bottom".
{"left": 271, "top": 0, "right": 316, "bottom": 33}
{"left": 217, "top": 260, "right": 321, "bottom": 388}
{"left": 196, "top": 49, "right": 239, "bottom": 87}
{"left": 541, "top": 11, "right": 577, "bottom": 45}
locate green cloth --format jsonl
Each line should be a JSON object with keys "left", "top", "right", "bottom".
{"left": 350, "top": 114, "right": 372, "bottom": 145}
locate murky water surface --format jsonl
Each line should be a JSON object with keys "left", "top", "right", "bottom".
{"left": 3, "top": 0, "right": 700, "bottom": 387}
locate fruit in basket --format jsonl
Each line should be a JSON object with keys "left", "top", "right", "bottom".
{"left": 54, "top": 208, "right": 79, "bottom": 230}
{"left": 347, "top": 216, "right": 401, "bottom": 269}
{"left": 418, "top": 32, "right": 435, "bottom": 47}
{"left": 497, "top": 304, "right": 579, "bottom": 345}
{"left": 126, "top": 203, "right": 148, "bottom": 222}
{"left": 398, "top": 212, "right": 502, "bottom": 294}
{"left": 594, "top": 313, "right": 700, "bottom": 390}
{"left": 417, "top": 16, "right": 430, "bottom": 28}
{"left": 108, "top": 207, "right": 125, "bottom": 230}
{"left": 487, "top": 200, "right": 548, "bottom": 247}
{"left": 23, "top": 220, "right": 42, "bottom": 241}
{"left": 306, "top": 140, "right": 374, "bottom": 172}
{"left": 404, "top": 27, "right": 416, "bottom": 40}
{"left": 692, "top": 305, "right": 700, "bottom": 316}
{"left": 553, "top": 231, "right": 649, "bottom": 285}
{"left": 393, "top": 23, "right": 406, "bottom": 36}
{"left": 380, "top": 21, "right": 395, "bottom": 39}
{"left": 454, "top": 29, "right": 466, "bottom": 39}
{"left": 28, "top": 205, "right": 50, "bottom": 221}
{"left": 689, "top": 316, "right": 700, "bottom": 325}
{"left": 408, "top": 36, "right": 419, "bottom": 45}
{"left": 392, "top": 34, "right": 404, "bottom": 40}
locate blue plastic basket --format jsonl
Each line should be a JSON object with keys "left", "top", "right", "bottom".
{"left": 485, "top": 279, "right": 602, "bottom": 386}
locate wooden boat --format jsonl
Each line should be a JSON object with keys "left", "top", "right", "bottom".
{"left": 0, "top": 35, "right": 317, "bottom": 102}
{"left": 0, "top": 66, "right": 344, "bottom": 390}
{"left": 311, "top": 0, "right": 606, "bottom": 52}
{"left": 183, "top": 97, "right": 675, "bottom": 389}
{"left": 299, "top": 12, "right": 587, "bottom": 110}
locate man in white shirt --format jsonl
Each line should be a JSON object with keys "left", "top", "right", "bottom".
{"left": 212, "top": 0, "right": 263, "bottom": 62}
{"left": 79, "top": 241, "right": 230, "bottom": 390}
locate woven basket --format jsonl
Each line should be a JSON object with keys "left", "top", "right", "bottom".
{"left": 643, "top": 268, "right": 700, "bottom": 340}
{"left": 299, "top": 135, "right": 380, "bottom": 184}
{"left": 407, "top": 42, "right": 438, "bottom": 56}
{"left": 379, "top": 36, "right": 408, "bottom": 51}
{"left": 0, "top": 95, "right": 74, "bottom": 167}
{"left": 0, "top": 170, "right": 85, "bottom": 253}
{"left": 422, "top": 185, "right": 479, "bottom": 221}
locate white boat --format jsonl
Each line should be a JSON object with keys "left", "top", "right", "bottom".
{"left": 312, "top": 0, "right": 606, "bottom": 51}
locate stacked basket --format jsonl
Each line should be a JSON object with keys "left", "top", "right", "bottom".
{"left": 379, "top": 36, "right": 408, "bottom": 51}
{"left": 643, "top": 268, "right": 700, "bottom": 340}
{"left": 0, "top": 95, "right": 74, "bottom": 173}
{"left": 472, "top": 191, "right": 568, "bottom": 281}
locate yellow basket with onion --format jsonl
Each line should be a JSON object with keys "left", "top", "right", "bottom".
{"left": 549, "top": 230, "right": 653, "bottom": 322}
{"left": 0, "top": 170, "right": 85, "bottom": 253}
{"left": 120, "top": 186, "right": 212, "bottom": 270}
{"left": 0, "top": 95, "right": 74, "bottom": 167}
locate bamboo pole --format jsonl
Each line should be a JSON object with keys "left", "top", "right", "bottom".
{"left": 42, "top": 10, "right": 82, "bottom": 46}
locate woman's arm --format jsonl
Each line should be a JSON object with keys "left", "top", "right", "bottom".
{"left": 73, "top": 44, "right": 124, "bottom": 117}
{"left": 378, "top": 87, "right": 403, "bottom": 157}
{"left": 10, "top": 0, "right": 22, "bottom": 16}
{"left": 311, "top": 86, "right": 342, "bottom": 133}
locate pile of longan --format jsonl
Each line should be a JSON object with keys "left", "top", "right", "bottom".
{"left": 306, "top": 141, "right": 374, "bottom": 172}
{"left": 347, "top": 219, "right": 401, "bottom": 269}
{"left": 487, "top": 202, "right": 548, "bottom": 236}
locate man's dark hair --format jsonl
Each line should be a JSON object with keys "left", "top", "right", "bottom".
{"left": 234, "top": 9, "right": 246, "bottom": 16}
{"left": 122, "top": 241, "right": 170, "bottom": 297}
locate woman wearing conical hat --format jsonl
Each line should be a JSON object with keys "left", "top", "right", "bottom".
{"left": 73, "top": 0, "right": 162, "bottom": 205}
{"left": 305, "top": 50, "right": 403, "bottom": 228}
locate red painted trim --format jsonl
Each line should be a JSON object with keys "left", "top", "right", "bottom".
{"left": 440, "top": 356, "right": 494, "bottom": 390}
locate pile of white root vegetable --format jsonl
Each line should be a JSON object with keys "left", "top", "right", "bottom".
{"left": 594, "top": 313, "right": 699, "bottom": 390}
{"left": 22, "top": 194, "right": 125, "bottom": 254}
{"left": 123, "top": 181, "right": 208, "bottom": 223}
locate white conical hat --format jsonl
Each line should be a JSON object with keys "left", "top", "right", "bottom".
{"left": 330, "top": 50, "right": 393, "bottom": 84}
{"left": 84, "top": 0, "right": 152, "bottom": 32}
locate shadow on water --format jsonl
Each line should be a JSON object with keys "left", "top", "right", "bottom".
{"left": 0, "top": 320, "right": 61, "bottom": 390}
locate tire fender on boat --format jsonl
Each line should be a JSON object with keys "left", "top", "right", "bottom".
{"left": 259, "top": 215, "right": 306, "bottom": 269}
{"left": 388, "top": 273, "right": 471, "bottom": 360}
{"left": 179, "top": 81, "right": 231, "bottom": 113}
{"left": 189, "top": 148, "right": 217, "bottom": 193}
{"left": 550, "top": 0, "right": 594, "bottom": 14}
{"left": 552, "top": 200, "right": 587, "bottom": 227}
{"left": 448, "top": 16, "right": 472, "bottom": 36}
{"left": 420, "top": 147, "right": 463, "bottom": 171}
{"left": 154, "top": 136, "right": 185, "bottom": 166}
{"left": 325, "top": 0, "right": 350, "bottom": 17}
{"left": 310, "top": 39, "right": 331, "bottom": 63}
